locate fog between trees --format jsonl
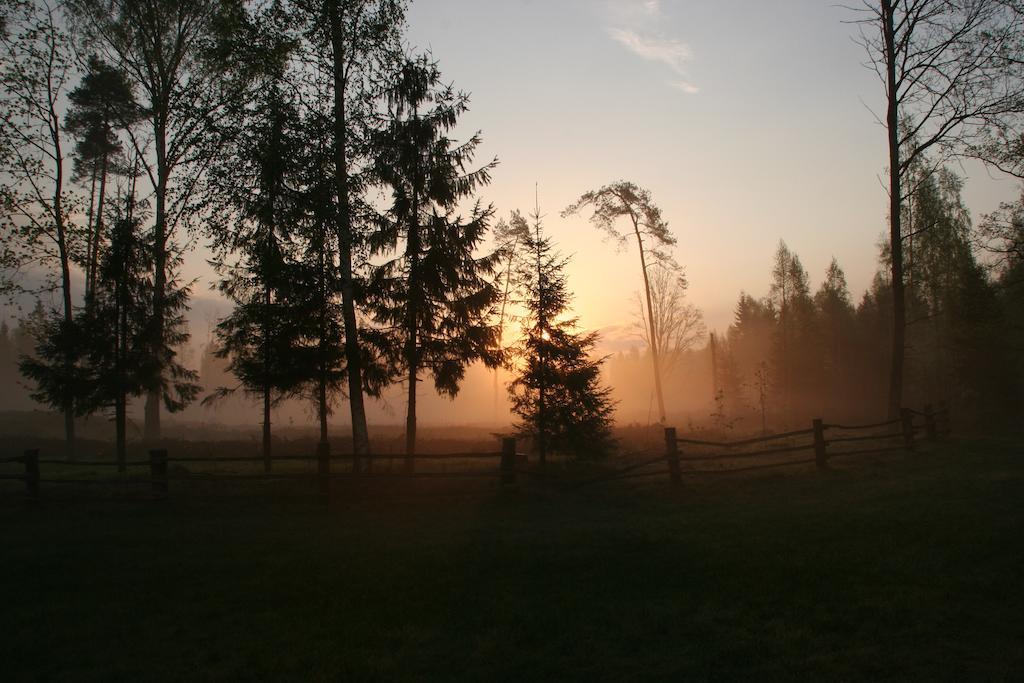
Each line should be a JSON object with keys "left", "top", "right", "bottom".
{"left": 2, "top": 0, "right": 1024, "bottom": 454}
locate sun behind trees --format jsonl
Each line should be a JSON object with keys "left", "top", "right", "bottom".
{"left": 563, "top": 181, "right": 677, "bottom": 425}
{"left": 507, "top": 200, "right": 616, "bottom": 464}
{"left": 2, "top": 0, "right": 1023, "bottom": 459}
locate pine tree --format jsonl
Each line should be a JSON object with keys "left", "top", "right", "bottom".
{"left": 508, "top": 205, "right": 615, "bottom": 462}
{"left": 64, "top": 55, "right": 138, "bottom": 303}
{"left": 68, "top": 0, "right": 253, "bottom": 440}
{"left": 369, "top": 55, "right": 500, "bottom": 466}
{"left": 563, "top": 181, "right": 675, "bottom": 424}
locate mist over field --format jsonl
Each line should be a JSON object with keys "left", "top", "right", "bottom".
{"left": 3, "top": 1, "right": 1024, "bottom": 679}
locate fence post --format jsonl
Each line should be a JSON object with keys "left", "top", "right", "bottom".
{"left": 924, "top": 403, "right": 937, "bottom": 441}
{"left": 900, "top": 408, "right": 915, "bottom": 452}
{"left": 149, "top": 449, "right": 168, "bottom": 496}
{"left": 664, "top": 427, "right": 681, "bottom": 487}
{"left": 501, "top": 437, "right": 516, "bottom": 485}
{"left": 23, "top": 449, "right": 39, "bottom": 500}
{"left": 812, "top": 419, "right": 827, "bottom": 469}
{"left": 317, "top": 441, "right": 330, "bottom": 502}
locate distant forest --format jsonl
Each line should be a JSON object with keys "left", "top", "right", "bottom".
{"left": 2, "top": 0, "right": 1024, "bottom": 460}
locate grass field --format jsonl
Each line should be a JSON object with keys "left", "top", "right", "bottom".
{"left": 2, "top": 436, "right": 1022, "bottom": 681}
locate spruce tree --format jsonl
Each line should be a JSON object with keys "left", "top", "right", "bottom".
{"left": 508, "top": 206, "right": 615, "bottom": 463}
{"left": 206, "top": 31, "right": 305, "bottom": 471}
{"left": 814, "top": 258, "right": 856, "bottom": 415}
{"left": 81, "top": 210, "right": 152, "bottom": 470}
{"left": 369, "top": 55, "right": 500, "bottom": 466}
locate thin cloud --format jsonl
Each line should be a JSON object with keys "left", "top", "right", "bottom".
{"left": 640, "top": 0, "right": 661, "bottom": 15}
{"left": 608, "top": 28, "right": 699, "bottom": 94}
{"left": 669, "top": 80, "right": 700, "bottom": 94}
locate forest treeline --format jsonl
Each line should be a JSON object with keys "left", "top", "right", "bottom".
{"left": 607, "top": 155, "right": 1023, "bottom": 433}
{"left": 704, "top": 158, "right": 1020, "bottom": 431}
{"left": 0, "top": 0, "right": 627, "bottom": 463}
{"left": 2, "top": 0, "right": 1024, "bottom": 462}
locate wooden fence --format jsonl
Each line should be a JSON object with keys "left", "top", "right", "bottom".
{"left": 585, "top": 402, "right": 951, "bottom": 488}
{"left": 0, "top": 403, "right": 951, "bottom": 499}
{"left": 0, "top": 437, "right": 523, "bottom": 501}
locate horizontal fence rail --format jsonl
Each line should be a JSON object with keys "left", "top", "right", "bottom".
{"left": 1, "top": 403, "right": 952, "bottom": 500}
{"left": 657, "top": 403, "right": 951, "bottom": 487}
{"left": 0, "top": 438, "right": 522, "bottom": 502}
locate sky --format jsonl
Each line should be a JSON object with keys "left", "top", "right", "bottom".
{"left": 393, "top": 0, "right": 1021, "bottom": 340}
{"left": 4, "top": 0, "right": 1021, "bottom": 426}
{"left": 10, "top": 0, "right": 1019, "bottom": 350}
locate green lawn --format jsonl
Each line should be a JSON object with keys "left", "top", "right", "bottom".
{"left": 2, "top": 437, "right": 1022, "bottom": 681}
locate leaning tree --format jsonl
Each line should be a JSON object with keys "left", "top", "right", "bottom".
{"left": 563, "top": 181, "right": 676, "bottom": 423}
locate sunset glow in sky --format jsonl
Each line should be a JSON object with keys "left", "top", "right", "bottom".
{"left": 398, "top": 0, "right": 1020, "bottom": 338}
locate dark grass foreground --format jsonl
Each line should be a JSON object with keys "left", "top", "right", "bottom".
{"left": 2, "top": 438, "right": 1022, "bottom": 681}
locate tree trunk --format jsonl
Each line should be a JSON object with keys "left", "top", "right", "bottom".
{"left": 536, "top": 225, "right": 547, "bottom": 466}
{"left": 317, "top": 237, "right": 330, "bottom": 450}
{"left": 318, "top": 372, "right": 329, "bottom": 445}
{"left": 52, "top": 109, "right": 75, "bottom": 458}
{"left": 405, "top": 125, "right": 421, "bottom": 471}
{"left": 85, "top": 165, "right": 98, "bottom": 301}
{"left": 263, "top": 386, "right": 272, "bottom": 473}
{"left": 116, "top": 284, "right": 127, "bottom": 473}
{"left": 883, "top": 0, "right": 905, "bottom": 419}
{"left": 494, "top": 234, "right": 519, "bottom": 423}
{"left": 116, "top": 389, "right": 127, "bottom": 474}
{"left": 633, "top": 219, "right": 666, "bottom": 423}
{"left": 329, "top": 1, "right": 371, "bottom": 468}
{"left": 89, "top": 152, "right": 109, "bottom": 305}
{"left": 145, "top": 122, "right": 169, "bottom": 442}
{"left": 403, "top": 269, "right": 417, "bottom": 470}
{"left": 406, "top": 363, "right": 417, "bottom": 471}
{"left": 262, "top": 279, "right": 272, "bottom": 473}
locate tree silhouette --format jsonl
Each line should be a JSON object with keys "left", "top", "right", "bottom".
{"left": 491, "top": 210, "right": 531, "bottom": 418}
{"left": 509, "top": 204, "right": 615, "bottom": 463}
{"left": 65, "top": 55, "right": 138, "bottom": 304}
{"left": 79, "top": 210, "right": 153, "bottom": 470}
{"left": 207, "top": 40, "right": 305, "bottom": 471}
{"left": 851, "top": 0, "right": 1024, "bottom": 416}
{"left": 68, "top": 0, "right": 253, "bottom": 440}
{"left": 632, "top": 263, "right": 705, "bottom": 380}
{"left": 814, "top": 258, "right": 856, "bottom": 415}
{"left": 370, "top": 55, "right": 501, "bottom": 465}
{"left": 563, "top": 181, "right": 675, "bottom": 424}
{"left": 768, "top": 241, "right": 815, "bottom": 422}
{"left": 1, "top": 0, "right": 79, "bottom": 453}
{"left": 291, "top": 0, "right": 407, "bottom": 463}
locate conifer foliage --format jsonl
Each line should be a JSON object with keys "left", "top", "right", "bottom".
{"left": 369, "top": 54, "right": 501, "bottom": 463}
{"left": 508, "top": 207, "right": 615, "bottom": 462}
